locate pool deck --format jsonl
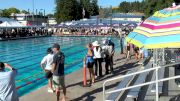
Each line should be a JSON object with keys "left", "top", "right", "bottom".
{"left": 20, "top": 53, "right": 138, "bottom": 101}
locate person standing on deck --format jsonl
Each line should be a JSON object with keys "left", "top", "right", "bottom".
{"left": 139, "top": 47, "right": 144, "bottom": 60}
{"left": 92, "top": 41, "right": 103, "bottom": 78}
{"left": 120, "top": 32, "right": 125, "bottom": 54}
{"left": 105, "top": 38, "right": 115, "bottom": 74}
{"left": 84, "top": 43, "right": 95, "bottom": 86}
{"left": 0, "top": 62, "right": 19, "bottom": 101}
{"left": 102, "top": 39, "right": 109, "bottom": 75}
{"left": 52, "top": 43, "right": 66, "bottom": 101}
{"left": 126, "top": 42, "right": 131, "bottom": 59}
{"left": 41, "top": 48, "right": 54, "bottom": 93}
{"left": 134, "top": 46, "right": 139, "bottom": 60}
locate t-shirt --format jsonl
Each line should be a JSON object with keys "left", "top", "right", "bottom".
{"left": 144, "top": 49, "right": 149, "bottom": 58}
{"left": 107, "top": 41, "right": 115, "bottom": 56}
{"left": 93, "top": 47, "right": 102, "bottom": 59}
{"left": 0, "top": 70, "right": 19, "bottom": 101}
{"left": 41, "top": 54, "right": 54, "bottom": 70}
{"left": 53, "top": 52, "right": 65, "bottom": 76}
{"left": 139, "top": 48, "right": 144, "bottom": 54}
{"left": 102, "top": 45, "right": 108, "bottom": 54}
{"left": 109, "top": 41, "right": 115, "bottom": 51}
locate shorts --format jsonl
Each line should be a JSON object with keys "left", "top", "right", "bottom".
{"left": 87, "top": 62, "right": 94, "bottom": 68}
{"left": 45, "top": 70, "right": 53, "bottom": 79}
{"left": 53, "top": 75, "right": 65, "bottom": 88}
{"left": 127, "top": 46, "right": 130, "bottom": 51}
{"left": 134, "top": 48, "right": 139, "bottom": 53}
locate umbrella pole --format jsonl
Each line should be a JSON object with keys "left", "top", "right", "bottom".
{"left": 154, "top": 49, "right": 159, "bottom": 101}
{"left": 162, "top": 48, "right": 165, "bottom": 64}
{"left": 153, "top": 49, "right": 157, "bottom": 67}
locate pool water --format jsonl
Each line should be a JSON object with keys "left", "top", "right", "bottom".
{"left": 0, "top": 36, "right": 120, "bottom": 97}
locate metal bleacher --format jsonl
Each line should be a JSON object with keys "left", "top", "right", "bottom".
{"left": 106, "top": 57, "right": 152, "bottom": 101}
{"left": 151, "top": 67, "right": 165, "bottom": 94}
{"left": 126, "top": 61, "right": 153, "bottom": 101}
{"left": 106, "top": 67, "right": 139, "bottom": 101}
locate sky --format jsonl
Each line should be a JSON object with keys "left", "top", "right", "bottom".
{"left": 0, "top": 0, "right": 142, "bottom": 14}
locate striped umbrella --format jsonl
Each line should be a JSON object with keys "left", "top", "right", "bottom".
{"left": 125, "top": 5, "right": 180, "bottom": 49}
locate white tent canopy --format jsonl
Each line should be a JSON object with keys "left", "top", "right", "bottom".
{"left": 0, "top": 21, "right": 11, "bottom": 27}
{"left": 0, "top": 17, "right": 25, "bottom": 28}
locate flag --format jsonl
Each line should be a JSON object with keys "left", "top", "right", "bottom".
{"left": 82, "top": 8, "right": 85, "bottom": 18}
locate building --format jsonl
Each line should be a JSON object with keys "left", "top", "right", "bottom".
{"left": 112, "top": 13, "right": 143, "bottom": 22}
{"left": 48, "top": 18, "right": 57, "bottom": 26}
{"left": 10, "top": 13, "right": 48, "bottom": 26}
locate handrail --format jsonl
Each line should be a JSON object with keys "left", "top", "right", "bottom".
{"left": 106, "top": 74, "right": 180, "bottom": 94}
{"left": 103, "top": 62, "right": 180, "bottom": 101}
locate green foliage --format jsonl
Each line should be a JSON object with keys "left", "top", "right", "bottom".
{"left": 0, "top": 7, "right": 20, "bottom": 18}
{"left": 116, "top": 0, "right": 174, "bottom": 17}
{"left": 143, "top": 0, "right": 174, "bottom": 17}
{"left": 55, "top": 0, "right": 99, "bottom": 23}
{"left": 46, "top": 14, "right": 54, "bottom": 18}
{"left": 90, "top": 0, "right": 99, "bottom": 16}
{"left": 119, "top": 1, "right": 131, "bottom": 13}
{"left": 55, "top": 0, "right": 80, "bottom": 22}
{"left": 1, "top": 9, "right": 10, "bottom": 17}
{"left": 8, "top": 7, "right": 20, "bottom": 14}
{"left": 21, "top": 10, "right": 29, "bottom": 14}
{"left": 99, "top": 7, "right": 112, "bottom": 18}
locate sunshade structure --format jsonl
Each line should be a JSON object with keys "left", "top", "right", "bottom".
{"left": 126, "top": 5, "right": 180, "bottom": 49}
{"left": 56, "top": 18, "right": 139, "bottom": 28}
{"left": 0, "top": 17, "right": 25, "bottom": 28}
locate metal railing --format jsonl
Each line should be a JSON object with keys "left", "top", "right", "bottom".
{"left": 103, "top": 62, "right": 180, "bottom": 101}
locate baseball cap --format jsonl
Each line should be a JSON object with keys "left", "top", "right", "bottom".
{"left": 47, "top": 47, "right": 53, "bottom": 54}
{"left": 52, "top": 43, "right": 60, "bottom": 49}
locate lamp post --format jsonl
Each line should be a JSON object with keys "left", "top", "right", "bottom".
{"left": 40, "top": 9, "right": 43, "bottom": 26}
{"left": 32, "top": 0, "right": 35, "bottom": 24}
{"left": 110, "top": 5, "right": 113, "bottom": 33}
{"left": 40, "top": 9, "right": 46, "bottom": 26}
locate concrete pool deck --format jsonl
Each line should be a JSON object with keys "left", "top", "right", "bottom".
{"left": 20, "top": 53, "right": 138, "bottom": 101}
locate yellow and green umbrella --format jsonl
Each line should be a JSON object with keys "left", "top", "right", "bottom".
{"left": 126, "top": 5, "right": 180, "bottom": 49}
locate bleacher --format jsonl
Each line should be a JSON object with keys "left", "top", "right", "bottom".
{"left": 106, "top": 57, "right": 153, "bottom": 101}
{"left": 104, "top": 49, "right": 180, "bottom": 101}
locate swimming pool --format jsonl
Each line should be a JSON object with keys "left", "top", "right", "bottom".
{"left": 0, "top": 36, "right": 120, "bottom": 96}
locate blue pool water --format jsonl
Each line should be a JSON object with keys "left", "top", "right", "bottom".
{"left": 0, "top": 36, "right": 120, "bottom": 97}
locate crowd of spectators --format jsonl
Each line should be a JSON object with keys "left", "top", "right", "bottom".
{"left": 0, "top": 28, "right": 53, "bottom": 40}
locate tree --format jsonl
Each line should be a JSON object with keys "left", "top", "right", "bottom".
{"left": 119, "top": 1, "right": 131, "bottom": 13}
{"left": 7, "top": 7, "right": 20, "bottom": 14}
{"left": 1, "top": 9, "right": 10, "bottom": 17}
{"left": 79, "top": 0, "right": 91, "bottom": 18}
{"left": 99, "top": 7, "right": 112, "bottom": 18}
{"left": 130, "top": 1, "right": 143, "bottom": 13}
{"left": 21, "top": 10, "right": 29, "bottom": 14}
{"left": 55, "top": 0, "right": 80, "bottom": 22}
{"left": 143, "top": 0, "right": 173, "bottom": 17}
{"left": 116, "top": 0, "right": 174, "bottom": 17}
{"left": 46, "top": 14, "right": 54, "bottom": 18}
{"left": 174, "top": 0, "right": 180, "bottom": 5}
{"left": 79, "top": 0, "right": 99, "bottom": 18}
{"left": 55, "top": 0, "right": 99, "bottom": 22}
{"left": 90, "top": 0, "right": 99, "bottom": 16}
{"left": 0, "top": 9, "right": 3, "bottom": 16}
{"left": 0, "top": 7, "right": 20, "bottom": 18}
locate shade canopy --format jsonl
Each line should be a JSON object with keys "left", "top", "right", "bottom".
{"left": 126, "top": 5, "right": 180, "bottom": 49}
